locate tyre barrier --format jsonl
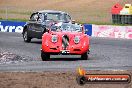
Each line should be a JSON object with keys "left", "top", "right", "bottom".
{"left": 111, "top": 4, "right": 132, "bottom": 24}
{"left": 0, "top": 20, "right": 26, "bottom": 32}
{"left": 0, "top": 20, "right": 93, "bottom": 36}
{"left": 112, "top": 15, "right": 132, "bottom": 24}
{"left": 112, "top": 14, "right": 121, "bottom": 24}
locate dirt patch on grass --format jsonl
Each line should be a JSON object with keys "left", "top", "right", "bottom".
{"left": 0, "top": 70, "right": 131, "bottom": 88}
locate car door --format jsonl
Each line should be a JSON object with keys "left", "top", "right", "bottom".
{"left": 27, "top": 13, "right": 39, "bottom": 38}
{"left": 33, "top": 13, "right": 46, "bottom": 39}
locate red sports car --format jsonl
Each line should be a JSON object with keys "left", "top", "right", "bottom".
{"left": 41, "top": 23, "right": 90, "bottom": 60}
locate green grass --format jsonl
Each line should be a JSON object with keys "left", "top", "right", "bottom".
{"left": 1, "top": 18, "right": 131, "bottom": 26}
{"left": 0, "top": 10, "right": 31, "bottom": 15}
{"left": 0, "top": 18, "right": 27, "bottom": 22}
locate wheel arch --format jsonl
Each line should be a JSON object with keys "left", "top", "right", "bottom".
{"left": 22, "top": 25, "right": 28, "bottom": 34}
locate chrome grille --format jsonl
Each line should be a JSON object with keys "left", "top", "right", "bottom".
{"left": 62, "top": 35, "right": 69, "bottom": 49}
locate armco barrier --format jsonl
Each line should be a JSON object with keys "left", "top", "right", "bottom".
{"left": 0, "top": 20, "right": 26, "bottom": 33}
{"left": 1, "top": 21, "right": 131, "bottom": 39}
{"left": 92, "top": 25, "right": 132, "bottom": 39}
{"left": 0, "top": 21, "right": 93, "bottom": 36}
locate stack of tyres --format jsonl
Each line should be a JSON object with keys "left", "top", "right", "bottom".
{"left": 120, "top": 4, "right": 132, "bottom": 24}
{"left": 112, "top": 14, "right": 121, "bottom": 24}
{"left": 128, "top": 15, "right": 132, "bottom": 24}
{"left": 117, "top": 15, "right": 121, "bottom": 24}
{"left": 124, "top": 15, "right": 128, "bottom": 24}
{"left": 121, "top": 15, "right": 132, "bottom": 24}
{"left": 112, "top": 14, "right": 115, "bottom": 23}
{"left": 121, "top": 15, "right": 125, "bottom": 24}
{"left": 112, "top": 14, "right": 116, "bottom": 24}
{"left": 111, "top": 3, "right": 123, "bottom": 24}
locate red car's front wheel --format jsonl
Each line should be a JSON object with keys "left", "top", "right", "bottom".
{"left": 81, "top": 52, "right": 88, "bottom": 60}
{"left": 41, "top": 51, "right": 50, "bottom": 61}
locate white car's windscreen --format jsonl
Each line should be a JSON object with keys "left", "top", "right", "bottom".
{"left": 46, "top": 13, "right": 63, "bottom": 21}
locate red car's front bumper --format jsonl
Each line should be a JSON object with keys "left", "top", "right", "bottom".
{"left": 42, "top": 42, "right": 89, "bottom": 55}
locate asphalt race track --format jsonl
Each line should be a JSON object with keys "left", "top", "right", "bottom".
{"left": 0, "top": 32, "right": 132, "bottom": 71}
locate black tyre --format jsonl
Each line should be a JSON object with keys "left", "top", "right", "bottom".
{"left": 76, "top": 76, "right": 87, "bottom": 85}
{"left": 81, "top": 52, "right": 88, "bottom": 60}
{"left": 23, "top": 31, "right": 31, "bottom": 42}
{"left": 41, "top": 51, "right": 50, "bottom": 61}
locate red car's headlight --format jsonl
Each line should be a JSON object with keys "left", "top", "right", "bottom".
{"left": 74, "top": 36, "right": 80, "bottom": 44}
{"left": 51, "top": 35, "right": 58, "bottom": 43}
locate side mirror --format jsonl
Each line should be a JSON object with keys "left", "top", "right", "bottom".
{"left": 45, "top": 28, "right": 48, "bottom": 32}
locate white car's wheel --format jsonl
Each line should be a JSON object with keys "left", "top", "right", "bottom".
{"left": 23, "top": 31, "right": 31, "bottom": 42}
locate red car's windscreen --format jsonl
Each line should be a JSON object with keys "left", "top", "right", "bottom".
{"left": 51, "top": 23, "right": 82, "bottom": 32}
